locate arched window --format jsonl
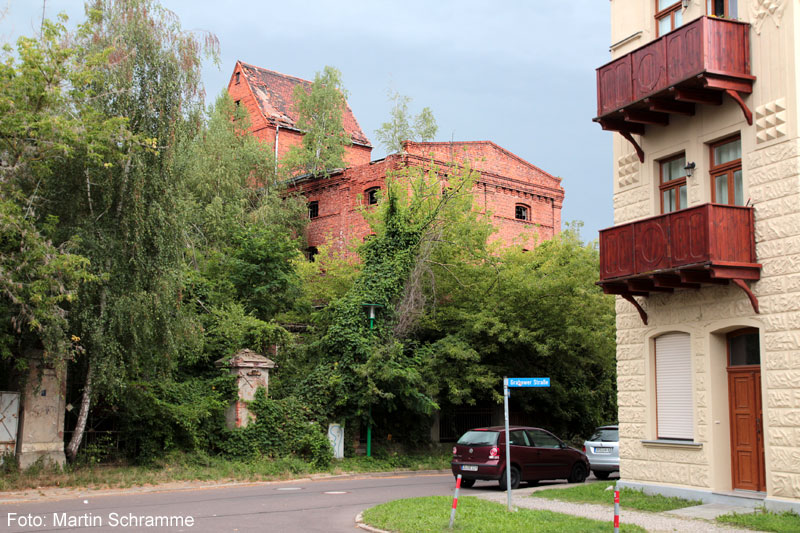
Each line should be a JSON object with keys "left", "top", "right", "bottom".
{"left": 305, "top": 246, "right": 319, "bottom": 262}
{"left": 515, "top": 204, "right": 530, "bottom": 221}
{"left": 365, "top": 187, "right": 380, "bottom": 205}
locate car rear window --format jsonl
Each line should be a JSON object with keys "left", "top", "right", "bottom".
{"left": 457, "top": 430, "right": 499, "bottom": 446}
{"left": 589, "top": 428, "right": 619, "bottom": 442}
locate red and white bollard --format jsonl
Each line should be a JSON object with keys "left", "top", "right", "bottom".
{"left": 449, "top": 474, "right": 462, "bottom": 529}
{"left": 613, "top": 489, "right": 620, "bottom": 533}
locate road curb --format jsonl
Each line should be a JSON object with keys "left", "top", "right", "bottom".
{"left": 0, "top": 469, "right": 453, "bottom": 504}
{"left": 355, "top": 512, "right": 390, "bottom": 533}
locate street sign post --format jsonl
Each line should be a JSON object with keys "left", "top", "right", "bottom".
{"left": 503, "top": 376, "right": 551, "bottom": 511}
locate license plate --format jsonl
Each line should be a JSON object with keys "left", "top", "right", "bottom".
{"left": 594, "top": 447, "right": 612, "bottom": 454}
{"left": 461, "top": 465, "right": 478, "bottom": 471}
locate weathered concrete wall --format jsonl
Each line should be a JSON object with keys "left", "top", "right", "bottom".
{"left": 16, "top": 358, "right": 66, "bottom": 469}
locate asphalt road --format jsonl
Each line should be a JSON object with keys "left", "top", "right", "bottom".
{"left": 1, "top": 473, "right": 459, "bottom": 533}
{"left": 1, "top": 472, "right": 612, "bottom": 533}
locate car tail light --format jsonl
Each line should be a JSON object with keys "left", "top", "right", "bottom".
{"left": 452, "top": 446, "right": 457, "bottom": 455}
{"left": 489, "top": 447, "right": 499, "bottom": 459}
{"left": 582, "top": 445, "right": 586, "bottom": 453}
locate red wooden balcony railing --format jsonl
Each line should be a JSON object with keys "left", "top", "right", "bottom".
{"left": 594, "top": 17, "right": 755, "bottom": 161}
{"left": 598, "top": 204, "right": 761, "bottom": 322}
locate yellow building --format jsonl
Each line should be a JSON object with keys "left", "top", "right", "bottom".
{"left": 596, "top": 0, "right": 800, "bottom": 512}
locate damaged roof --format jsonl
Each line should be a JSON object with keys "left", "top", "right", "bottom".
{"left": 237, "top": 61, "right": 372, "bottom": 147}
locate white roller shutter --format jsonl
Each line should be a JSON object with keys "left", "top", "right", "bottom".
{"left": 655, "top": 332, "right": 693, "bottom": 440}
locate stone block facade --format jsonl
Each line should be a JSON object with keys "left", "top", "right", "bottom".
{"left": 603, "top": 0, "right": 800, "bottom": 512}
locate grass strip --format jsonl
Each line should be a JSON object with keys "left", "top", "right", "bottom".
{"left": 0, "top": 451, "right": 451, "bottom": 492}
{"left": 362, "top": 495, "right": 646, "bottom": 532}
{"left": 717, "top": 509, "right": 800, "bottom": 532}
{"left": 530, "top": 481, "right": 701, "bottom": 512}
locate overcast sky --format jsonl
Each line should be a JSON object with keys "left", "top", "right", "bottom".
{"left": 3, "top": 1, "right": 614, "bottom": 240}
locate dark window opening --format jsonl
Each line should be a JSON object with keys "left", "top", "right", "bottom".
{"left": 728, "top": 328, "right": 760, "bottom": 366}
{"left": 708, "top": 0, "right": 737, "bottom": 18}
{"left": 235, "top": 72, "right": 240, "bottom": 84}
{"left": 515, "top": 204, "right": 529, "bottom": 221}
{"left": 366, "top": 187, "right": 380, "bottom": 205}
{"left": 235, "top": 100, "right": 241, "bottom": 108}
{"left": 305, "top": 246, "right": 319, "bottom": 262}
{"left": 308, "top": 201, "right": 319, "bottom": 219}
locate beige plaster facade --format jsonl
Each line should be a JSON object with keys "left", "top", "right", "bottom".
{"left": 604, "top": 0, "right": 800, "bottom": 511}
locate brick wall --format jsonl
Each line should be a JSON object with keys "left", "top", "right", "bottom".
{"left": 294, "top": 149, "right": 564, "bottom": 253}
{"left": 227, "top": 64, "right": 372, "bottom": 167}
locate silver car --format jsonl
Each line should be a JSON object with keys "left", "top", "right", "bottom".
{"left": 583, "top": 425, "right": 619, "bottom": 479}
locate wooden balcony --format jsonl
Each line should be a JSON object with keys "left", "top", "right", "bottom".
{"left": 598, "top": 204, "right": 761, "bottom": 322}
{"left": 594, "top": 16, "right": 755, "bottom": 161}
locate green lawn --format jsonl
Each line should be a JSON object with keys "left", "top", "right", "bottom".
{"left": 717, "top": 509, "right": 800, "bottom": 532}
{"left": 530, "top": 481, "right": 701, "bottom": 512}
{"left": 361, "top": 496, "right": 646, "bottom": 532}
{"left": 0, "top": 451, "right": 451, "bottom": 492}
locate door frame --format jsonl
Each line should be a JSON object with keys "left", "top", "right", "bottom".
{"left": 726, "top": 328, "right": 765, "bottom": 492}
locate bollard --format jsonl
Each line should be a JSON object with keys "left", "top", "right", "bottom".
{"left": 613, "top": 489, "right": 620, "bottom": 533}
{"left": 449, "top": 474, "right": 462, "bottom": 529}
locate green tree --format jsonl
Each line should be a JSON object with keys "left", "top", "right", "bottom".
{"left": 287, "top": 160, "right": 486, "bottom": 436}
{"left": 179, "top": 92, "right": 305, "bottom": 354}
{"left": 415, "top": 227, "right": 617, "bottom": 439}
{"left": 283, "top": 66, "right": 351, "bottom": 177}
{"left": 0, "top": 15, "right": 115, "bottom": 374}
{"left": 375, "top": 90, "right": 438, "bottom": 154}
{"left": 20, "top": 0, "right": 221, "bottom": 461}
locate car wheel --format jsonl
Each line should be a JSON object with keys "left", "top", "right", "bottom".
{"left": 593, "top": 470, "right": 611, "bottom": 480}
{"left": 498, "top": 466, "right": 520, "bottom": 490}
{"left": 459, "top": 478, "right": 476, "bottom": 488}
{"left": 568, "top": 463, "right": 588, "bottom": 483}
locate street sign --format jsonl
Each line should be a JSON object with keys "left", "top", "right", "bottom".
{"left": 502, "top": 376, "right": 551, "bottom": 512}
{"left": 507, "top": 377, "right": 550, "bottom": 388}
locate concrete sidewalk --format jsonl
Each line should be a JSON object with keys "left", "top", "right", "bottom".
{"left": 475, "top": 483, "right": 757, "bottom": 533}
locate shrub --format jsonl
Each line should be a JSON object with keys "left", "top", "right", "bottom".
{"left": 220, "top": 388, "right": 332, "bottom": 467}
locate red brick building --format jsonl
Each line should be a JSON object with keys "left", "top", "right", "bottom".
{"left": 227, "top": 62, "right": 565, "bottom": 252}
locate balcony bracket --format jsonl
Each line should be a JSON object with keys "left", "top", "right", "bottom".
{"left": 620, "top": 131, "right": 645, "bottom": 163}
{"left": 731, "top": 278, "right": 760, "bottom": 314}
{"left": 621, "top": 293, "right": 648, "bottom": 325}
{"left": 724, "top": 89, "right": 754, "bottom": 126}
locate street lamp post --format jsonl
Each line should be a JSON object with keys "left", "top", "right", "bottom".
{"left": 361, "top": 303, "right": 383, "bottom": 458}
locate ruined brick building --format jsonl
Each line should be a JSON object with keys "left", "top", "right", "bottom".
{"left": 227, "top": 61, "right": 565, "bottom": 255}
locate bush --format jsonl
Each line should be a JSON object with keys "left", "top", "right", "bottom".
{"left": 220, "top": 388, "right": 332, "bottom": 467}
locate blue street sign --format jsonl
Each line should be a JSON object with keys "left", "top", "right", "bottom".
{"left": 506, "top": 377, "right": 550, "bottom": 388}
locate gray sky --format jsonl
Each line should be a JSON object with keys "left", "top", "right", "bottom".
{"left": 3, "top": 0, "right": 614, "bottom": 240}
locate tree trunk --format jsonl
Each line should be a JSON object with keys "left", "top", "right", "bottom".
{"left": 65, "top": 362, "right": 92, "bottom": 462}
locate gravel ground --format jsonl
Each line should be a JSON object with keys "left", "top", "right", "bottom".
{"left": 475, "top": 485, "right": 755, "bottom": 533}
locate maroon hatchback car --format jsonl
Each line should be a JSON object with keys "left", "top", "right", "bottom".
{"left": 451, "top": 426, "right": 590, "bottom": 489}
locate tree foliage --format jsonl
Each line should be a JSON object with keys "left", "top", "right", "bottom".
{"left": 283, "top": 66, "right": 351, "bottom": 177}
{"left": 375, "top": 90, "right": 438, "bottom": 154}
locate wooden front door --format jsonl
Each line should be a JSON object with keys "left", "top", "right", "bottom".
{"left": 727, "top": 329, "right": 765, "bottom": 492}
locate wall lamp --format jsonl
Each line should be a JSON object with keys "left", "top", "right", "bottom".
{"left": 684, "top": 161, "right": 696, "bottom": 177}
{"left": 682, "top": 0, "right": 690, "bottom": 8}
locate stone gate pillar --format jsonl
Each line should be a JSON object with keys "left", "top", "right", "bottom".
{"left": 215, "top": 349, "right": 276, "bottom": 429}
{"left": 16, "top": 354, "right": 67, "bottom": 468}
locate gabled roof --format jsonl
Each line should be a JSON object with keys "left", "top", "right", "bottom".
{"left": 402, "top": 141, "right": 564, "bottom": 195}
{"left": 236, "top": 61, "right": 371, "bottom": 147}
